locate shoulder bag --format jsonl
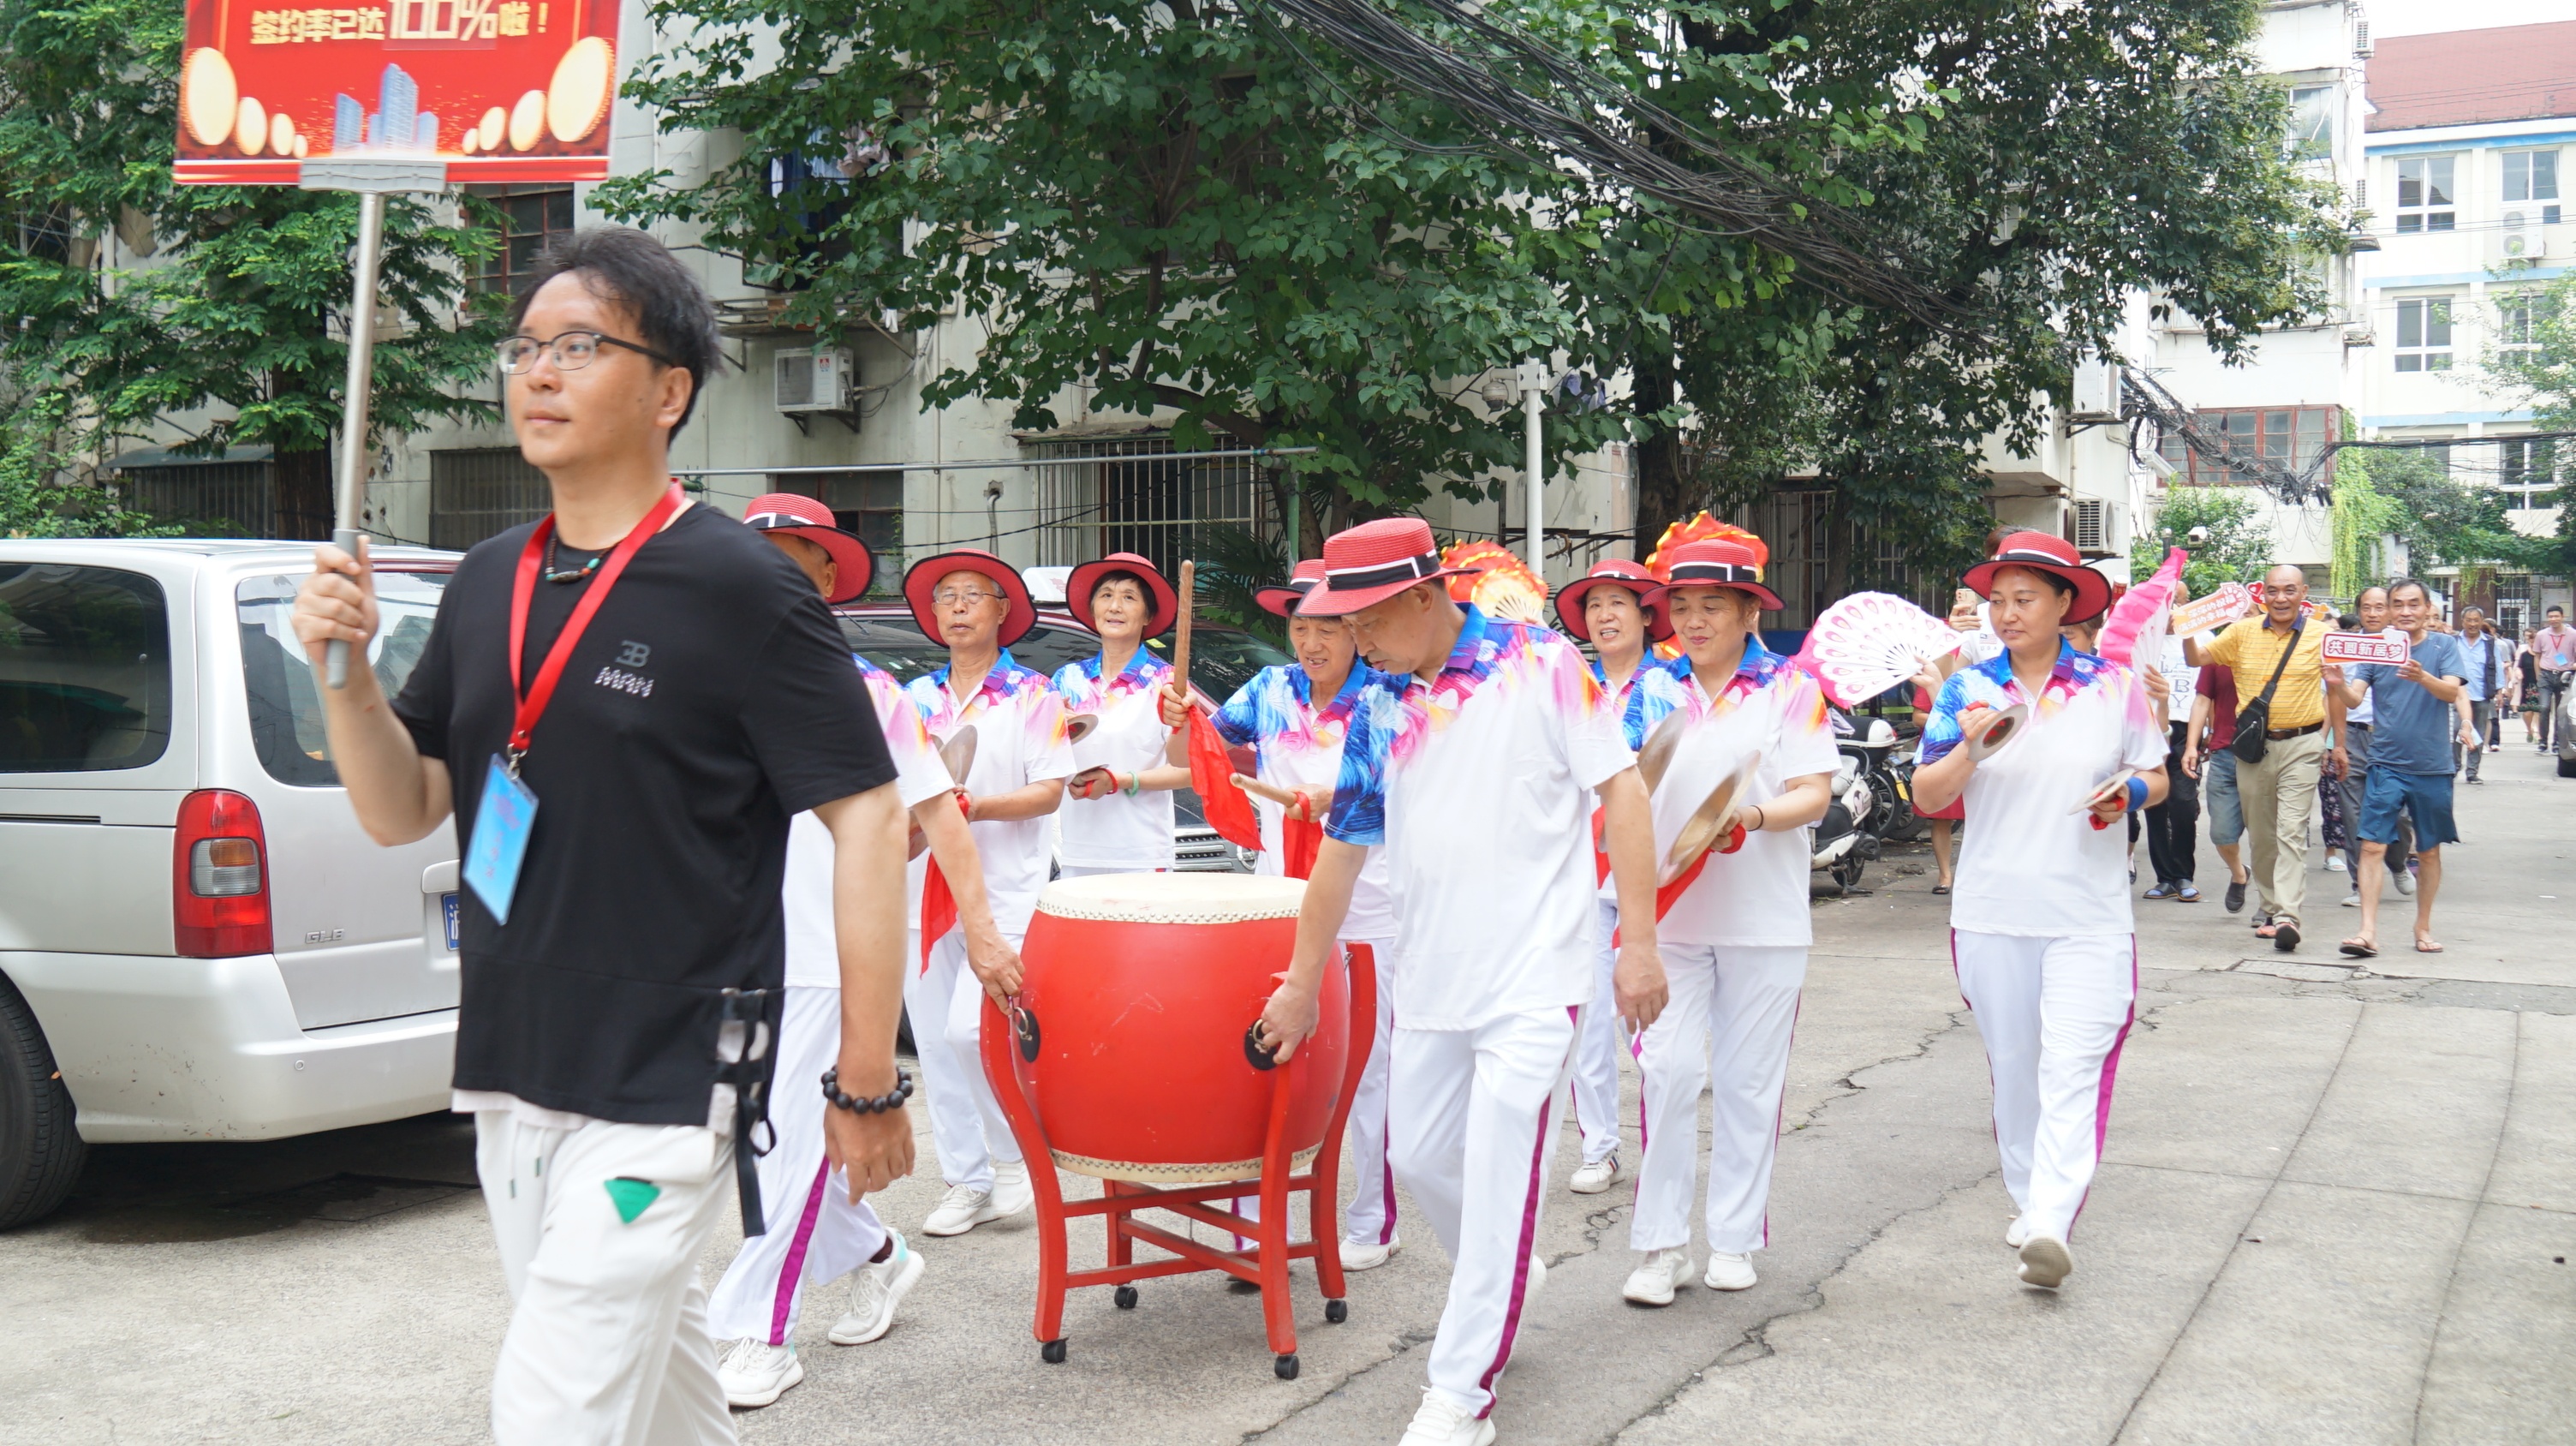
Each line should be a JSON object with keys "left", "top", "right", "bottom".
{"left": 2230, "top": 618, "right": 2302, "bottom": 765}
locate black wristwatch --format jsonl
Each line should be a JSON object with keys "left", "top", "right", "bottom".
{"left": 820, "top": 1065, "right": 914, "bottom": 1114}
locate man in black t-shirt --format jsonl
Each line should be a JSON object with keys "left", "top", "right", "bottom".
{"left": 294, "top": 227, "right": 910, "bottom": 1446}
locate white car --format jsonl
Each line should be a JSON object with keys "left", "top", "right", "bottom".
{"left": 0, "top": 541, "right": 462, "bottom": 1228}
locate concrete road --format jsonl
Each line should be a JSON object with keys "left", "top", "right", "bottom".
{"left": 9, "top": 746, "right": 2572, "bottom": 1445}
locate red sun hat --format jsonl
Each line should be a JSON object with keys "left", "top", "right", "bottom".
{"left": 1659, "top": 538, "right": 1785, "bottom": 612}
{"left": 1255, "top": 559, "right": 1327, "bottom": 618}
{"left": 1297, "top": 517, "right": 1475, "bottom": 618}
{"left": 1962, "top": 530, "right": 2112, "bottom": 625}
{"left": 741, "top": 493, "right": 874, "bottom": 604}
{"left": 1065, "top": 551, "right": 1179, "bottom": 637}
{"left": 1554, "top": 559, "right": 1673, "bottom": 643}
{"left": 903, "top": 547, "right": 1039, "bottom": 648}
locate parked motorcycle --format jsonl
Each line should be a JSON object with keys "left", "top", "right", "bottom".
{"left": 1812, "top": 708, "right": 1883, "bottom": 892}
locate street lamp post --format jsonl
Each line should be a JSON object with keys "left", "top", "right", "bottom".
{"left": 1518, "top": 359, "right": 1547, "bottom": 577}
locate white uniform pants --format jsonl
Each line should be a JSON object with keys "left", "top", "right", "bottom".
{"left": 1629, "top": 945, "right": 1804, "bottom": 1257}
{"left": 1341, "top": 940, "right": 1400, "bottom": 1248}
{"left": 475, "top": 1110, "right": 736, "bottom": 1446}
{"left": 903, "top": 928, "right": 1023, "bottom": 1192}
{"left": 1951, "top": 930, "right": 2138, "bottom": 1240}
{"left": 705, "top": 986, "right": 889, "bottom": 1347}
{"left": 1565, "top": 899, "right": 1624, "bottom": 1165}
{"left": 1391, "top": 1007, "right": 1576, "bottom": 1419}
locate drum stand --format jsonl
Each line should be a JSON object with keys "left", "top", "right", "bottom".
{"left": 979, "top": 946, "right": 1377, "bottom": 1381}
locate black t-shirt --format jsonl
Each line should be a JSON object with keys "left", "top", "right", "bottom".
{"left": 396, "top": 502, "right": 896, "bottom": 1123}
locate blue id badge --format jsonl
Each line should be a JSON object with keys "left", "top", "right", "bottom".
{"left": 463, "top": 754, "right": 540, "bottom": 925}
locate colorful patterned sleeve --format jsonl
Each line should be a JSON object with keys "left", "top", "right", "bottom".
{"left": 1775, "top": 670, "right": 1843, "bottom": 780}
{"left": 1324, "top": 679, "right": 1396, "bottom": 847}
{"left": 1210, "top": 668, "right": 1269, "bottom": 747}
{"left": 1021, "top": 675, "right": 1078, "bottom": 782}
{"left": 1917, "top": 671, "right": 1972, "bottom": 765}
{"left": 1550, "top": 634, "right": 1634, "bottom": 791}
{"left": 861, "top": 661, "right": 957, "bottom": 810}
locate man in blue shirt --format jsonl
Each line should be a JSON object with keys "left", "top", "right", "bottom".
{"left": 2327, "top": 579, "right": 2466, "bottom": 959}
{"left": 2454, "top": 606, "right": 2512, "bottom": 782}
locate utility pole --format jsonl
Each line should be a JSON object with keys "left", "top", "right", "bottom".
{"left": 1519, "top": 359, "right": 1547, "bottom": 577}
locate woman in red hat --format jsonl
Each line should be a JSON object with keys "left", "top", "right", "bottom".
{"left": 1553, "top": 559, "right": 1689, "bottom": 1198}
{"left": 1051, "top": 553, "right": 1192, "bottom": 875}
{"left": 1910, "top": 531, "right": 2169, "bottom": 1291}
{"left": 1621, "top": 538, "right": 1839, "bottom": 1306}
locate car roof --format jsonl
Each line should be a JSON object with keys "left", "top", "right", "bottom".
{"left": 0, "top": 537, "right": 458, "bottom": 568}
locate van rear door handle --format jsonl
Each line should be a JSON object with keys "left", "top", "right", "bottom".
{"left": 422, "top": 860, "right": 459, "bottom": 893}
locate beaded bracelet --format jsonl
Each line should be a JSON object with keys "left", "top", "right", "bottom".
{"left": 821, "top": 1065, "right": 914, "bottom": 1115}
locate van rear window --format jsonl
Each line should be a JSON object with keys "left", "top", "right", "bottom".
{"left": 0, "top": 563, "right": 172, "bottom": 773}
{"left": 237, "top": 571, "right": 450, "bottom": 786}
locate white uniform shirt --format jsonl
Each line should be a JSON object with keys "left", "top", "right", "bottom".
{"left": 784, "top": 656, "right": 956, "bottom": 987}
{"left": 1652, "top": 639, "right": 1841, "bottom": 948}
{"left": 1211, "top": 661, "right": 1398, "bottom": 942}
{"left": 1052, "top": 650, "right": 1178, "bottom": 869}
{"left": 1325, "top": 606, "right": 1632, "bottom": 1030}
{"left": 903, "top": 648, "right": 1076, "bottom": 936}
{"left": 1921, "top": 642, "right": 2168, "bottom": 938}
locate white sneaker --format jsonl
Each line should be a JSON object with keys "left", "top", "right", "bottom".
{"left": 718, "top": 1338, "right": 802, "bottom": 1408}
{"left": 2394, "top": 869, "right": 2416, "bottom": 896}
{"left": 2005, "top": 1215, "right": 2030, "bottom": 1250}
{"left": 1622, "top": 1247, "right": 1691, "bottom": 1306}
{"left": 1525, "top": 1256, "right": 1546, "bottom": 1301}
{"left": 1341, "top": 1235, "right": 1400, "bottom": 1271}
{"left": 2327, "top": 854, "right": 2346, "bottom": 872}
{"left": 2018, "top": 1234, "right": 2072, "bottom": 1288}
{"left": 1398, "top": 1390, "right": 1498, "bottom": 1446}
{"left": 1702, "top": 1251, "right": 1756, "bottom": 1291}
{"left": 2341, "top": 893, "right": 2359, "bottom": 908}
{"left": 990, "top": 1158, "right": 1035, "bottom": 1217}
{"left": 1568, "top": 1154, "right": 1619, "bottom": 1194}
{"left": 922, "top": 1182, "right": 1003, "bottom": 1237}
{"left": 828, "top": 1231, "right": 924, "bottom": 1345}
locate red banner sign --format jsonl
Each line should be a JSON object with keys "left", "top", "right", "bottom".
{"left": 2322, "top": 631, "right": 2410, "bottom": 666}
{"left": 176, "top": 0, "right": 622, "bottom": 184}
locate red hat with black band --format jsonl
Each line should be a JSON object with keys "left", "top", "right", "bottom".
{"left": 1065, "top": 551, "right": 1179, "bottom": 637}
{"left": 1255, "top": 559, "right": 1327, "bottom": 618}
{"left": 742, "top": 493, "right": 874, "bottom": 605}
{"left": 1658, "top": 539, "right": 1784, "bottom": 612}
{"left": 1554, "top": 559, "right": 1673, "bottom": 642}
{"left": 1962, "top": 530, "right": 2113, "bottom": 625}
{"left": 1296, "top": 517, "right": 1475, "bottom": 618}
{"left": 903, "top": 547, "right": 1039, "bottom": 647}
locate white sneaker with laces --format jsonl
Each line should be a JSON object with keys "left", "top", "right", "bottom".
{"left": 1621, "top": 1247, "right": 1691, "bottom": 1306}
{"left": 2006, "top": 1215, "right": 2031, "bottom": 1250}
{"left": 1568, "top": 1154, "right": 1619, "bottom": 1194}
{"left": 989, "top": 1158, "right": 1035, "bottom": 1217}
{"left": 922, "top": 1182, "right": 1002, "bottom": 1237}
{"left": 2018, "top": 1234, "right": 2072, "bottom": 1288}
{"left": 829, "top": 1231, "right": 924, "bottom": 1345}
{"left": 1398, "top": 1390, "right": 1498, "bottom": 1446}
{"left": 1702, "top": 1251, "right": 1756, "bottom": 1291}
{"left": 718, "top": 1338, "right": 802, "bottom": 1408}
{"left": 1340, "top": 1235, "right": 1400, "bottom": 1271}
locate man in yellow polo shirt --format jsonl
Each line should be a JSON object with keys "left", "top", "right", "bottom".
{"left": 2185, "top": 565, "right": 2342, "bottom": 952}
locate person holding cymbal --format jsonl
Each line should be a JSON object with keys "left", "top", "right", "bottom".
{"left": 1619, "top": 538, "right": 1839, "bottom": 1306}
{"left": 1911, "top": 532, "right": 2169, "bottom": 1290}
{"left": 1051, "top": 552, "right": 1192, "bottom": 876}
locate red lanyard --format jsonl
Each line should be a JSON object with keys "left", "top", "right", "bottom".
{"left": 504, "top": 483, "right": 684, "bottom": 767}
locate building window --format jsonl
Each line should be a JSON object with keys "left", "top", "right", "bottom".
{"left": 2499, "top": 292, "right": 2548, "bottom": 351}
{"left": 466, "top": 184, "right": 575, "bottom": 296}
{"left": 2502, "top": 149, "right": 2561, "bottom": 226}
{"left": 430, "top": 447, "right": 549, "bottom": 550}
{"left": 2498, "top": 437, "right": 2560, "bottom": 510}
{"left": 772, "top": 469, "right": 903, "bottom": 593}
{"left": 2157, "top": 407, "right": 2337, "bottom": 486}
{"left": 2287, "top": 86, "right": 2334, "bottom": 161}
{"left": 117, "top": 459, "right": 275, "bottom": 536}
{"left": 1032, "top": 436, "right": 1278, "bottom": 577}
{"left": 2394, "top": 296, "right": 2454, "bottom": 372}
{"left": 2396, "top": 156, "right": 2456, "bottom": 233}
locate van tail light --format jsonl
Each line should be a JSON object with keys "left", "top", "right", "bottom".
{"left": 175, "top": 789, "right": 271, "bottom": 958}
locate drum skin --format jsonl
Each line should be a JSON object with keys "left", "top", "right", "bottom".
{"left": 1012, "top": 874, "right": 1349, "bottom": 1183}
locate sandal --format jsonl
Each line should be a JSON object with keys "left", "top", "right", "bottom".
{"left": 2414, "top": 938, "right": 2444, "bottom": 953}
{"left": 2144, "top": 882, "right": 2174, "bottom": 900}
{"left": 2340, "top": 938, "right": 2377, "bottom": 959}
{"left": 2176, "top": 884, "right": 2201, "bottom": 903}
{"left": 1930, "top": 883, "right": 1952, "bottom": 896}
{"left": 2254, "top": 923, "right": 2281, "bottom": 938}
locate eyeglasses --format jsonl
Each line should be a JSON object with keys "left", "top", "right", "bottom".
{"left": 497, "top": 330, "right": 678, "bottom": 374}
{"left": 932, "top": 588, "right": 1003, "bottom": 607}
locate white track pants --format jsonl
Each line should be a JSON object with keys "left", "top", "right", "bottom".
{"left": 1341, "top": 940, "right": 1400, "bottom": 1249}
{"left": 1951, "top": 930, "right": 2138, "bottom": 1241}
{"left": 476, "top": 1111, "right": 736, "bottom": 1446}
{"left": 705, "top": 986, "right": 890, "bottom": 1347}
{"left": 1629, "top": 944, "right": 1805, "bottom": 1257}
{"left": 903, "top": 929, "right": 1023, "bottom": 1192}
{"left": 1565, "top": 899, "right": 1625, "bottom": 1165}
{"left": 1392, "top": 1007, "right": 1576, "bottom": 1419}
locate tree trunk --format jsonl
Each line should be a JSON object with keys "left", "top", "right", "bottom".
{"left": 272, "top": 447, "right": 333, "bottom": 541}
{"left": 1631, "top": 347, "right": 1686, "bottom": 562}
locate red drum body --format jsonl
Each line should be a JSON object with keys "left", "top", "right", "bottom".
{"left": 1011, "top": 873, "right": 1347, "bottom": 1183}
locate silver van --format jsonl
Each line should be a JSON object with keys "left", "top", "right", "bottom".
{"left": 0, "top": 541, "right": 461, "bottom": 1228}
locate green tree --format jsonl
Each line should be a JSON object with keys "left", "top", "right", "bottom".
{"left": 2346, "top": 444, "right": 2555, "bottom": 576}
{"left": 0, "top": 391, "right": 171, "bottom": 538}
{"left": 2481, "top": 271, "right": 2576, "bottom": 576}
{"left": 0, "top": 0, "right": 503, "bottom": 537}
{"left": 2135, "top": 483, "right": 2274, "bottom": 598}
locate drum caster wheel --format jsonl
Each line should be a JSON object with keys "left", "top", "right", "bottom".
{"left": 1324, "top": 1299, "right": 1347, "bottom": 1324}
{"left": 1274, "top": 1353, "right": 1300, "bottom": 1380}
{"left": 1041, "top": 1339, "right": 1068, "bottom": 1365}
{"left": 1114, "top": 1286, "right": 1139, "bottom": 1310}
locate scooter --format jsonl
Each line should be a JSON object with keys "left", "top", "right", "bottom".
{"left": 1811, "top": 709, "right": 1881, "bottom": 893}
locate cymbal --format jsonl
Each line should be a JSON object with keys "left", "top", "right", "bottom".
{"left": 1063, "top": 712, "right": 1099, "bottom": 745}
{"left": 1965, "top": 702, "right": 2027, "bottom": 762}
{"left": 1637, "top": 709, "right": 1691, "bottom": 794}
{"left": 939, "top": 726, "right": 978, "bottom": 785}
{"left": 2072, "top": 768, "right": 2138, "bottom": 816}
{"left": 1661, "top": 751, "right": 1760, "bottom": 886}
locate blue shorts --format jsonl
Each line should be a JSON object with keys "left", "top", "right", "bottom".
{"left": 2360, "top": 767, "right": 2457, "bottom": 848}
{"left": 2202, "top": 749, "right": 2243, "bottom": 845}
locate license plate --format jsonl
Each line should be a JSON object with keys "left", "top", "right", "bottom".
{"left": 442, "top": 893, "right": 460, "bottom": 951}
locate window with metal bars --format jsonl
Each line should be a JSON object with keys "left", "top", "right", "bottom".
{"left": 430, "top": 447, "right": 549, "bottom": 550}
{"left": 465, "top": 185, "right": 575, "bottom": 296}
{"left": 773, "top": 469, "right": 903, "bottom": 593}
{"left": 1030, "top": 436, "right": 1275, "bottom": 575}
{"left": 2156, "top": 408, "right": 2337, "bottom": 485}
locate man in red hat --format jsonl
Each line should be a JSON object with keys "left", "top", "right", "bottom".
{"left": 898, "top": 548, "right": 1076, "bottom": 1238}
{"left": 1052, "top": 552, "right": 1192, "bottom": 875}
{"left": 1911, "top": 531, "right": 2169, "bottom": 1291}
{"left": 1247, "top": 518, "right": 1667, "bottom": 1446}
{"left": 1551, "top": 559, "right": 1688, "bottom": 1197}
{"left": 704, "top": 497, "right": 1025, "bottom": 1406}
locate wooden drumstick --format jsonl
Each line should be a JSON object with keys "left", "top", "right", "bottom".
{"left": 1231, "top": 772, "right": 1317, "bottom": 820}
{"left": 1175, "top": 559, "right": 1195, "bottom": 700}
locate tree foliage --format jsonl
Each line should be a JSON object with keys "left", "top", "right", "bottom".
{"left": 2480, "top": 270, "right": 2576, "bottom": 575}
{"left": 0, "top": 391, "right": 172, "bottom": 538}
{"left": 2133, "top": 483, "right": 2274, "bottom": 597}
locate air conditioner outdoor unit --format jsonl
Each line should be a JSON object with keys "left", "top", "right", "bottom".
{"left": 775, "top": 347, "right": 852, "bottom": 413}
{"left": 2069, "top": 359, "right": 2120, "bottom": 422}
{"left": 2499, "top": 212, "right": 2540, "bottom": 263}
{"left": 2072, "top": 498, "right": 2110, "bottom": 555}
{"left": 2353, "top": 18, "right": 2372, "bottom": 57}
